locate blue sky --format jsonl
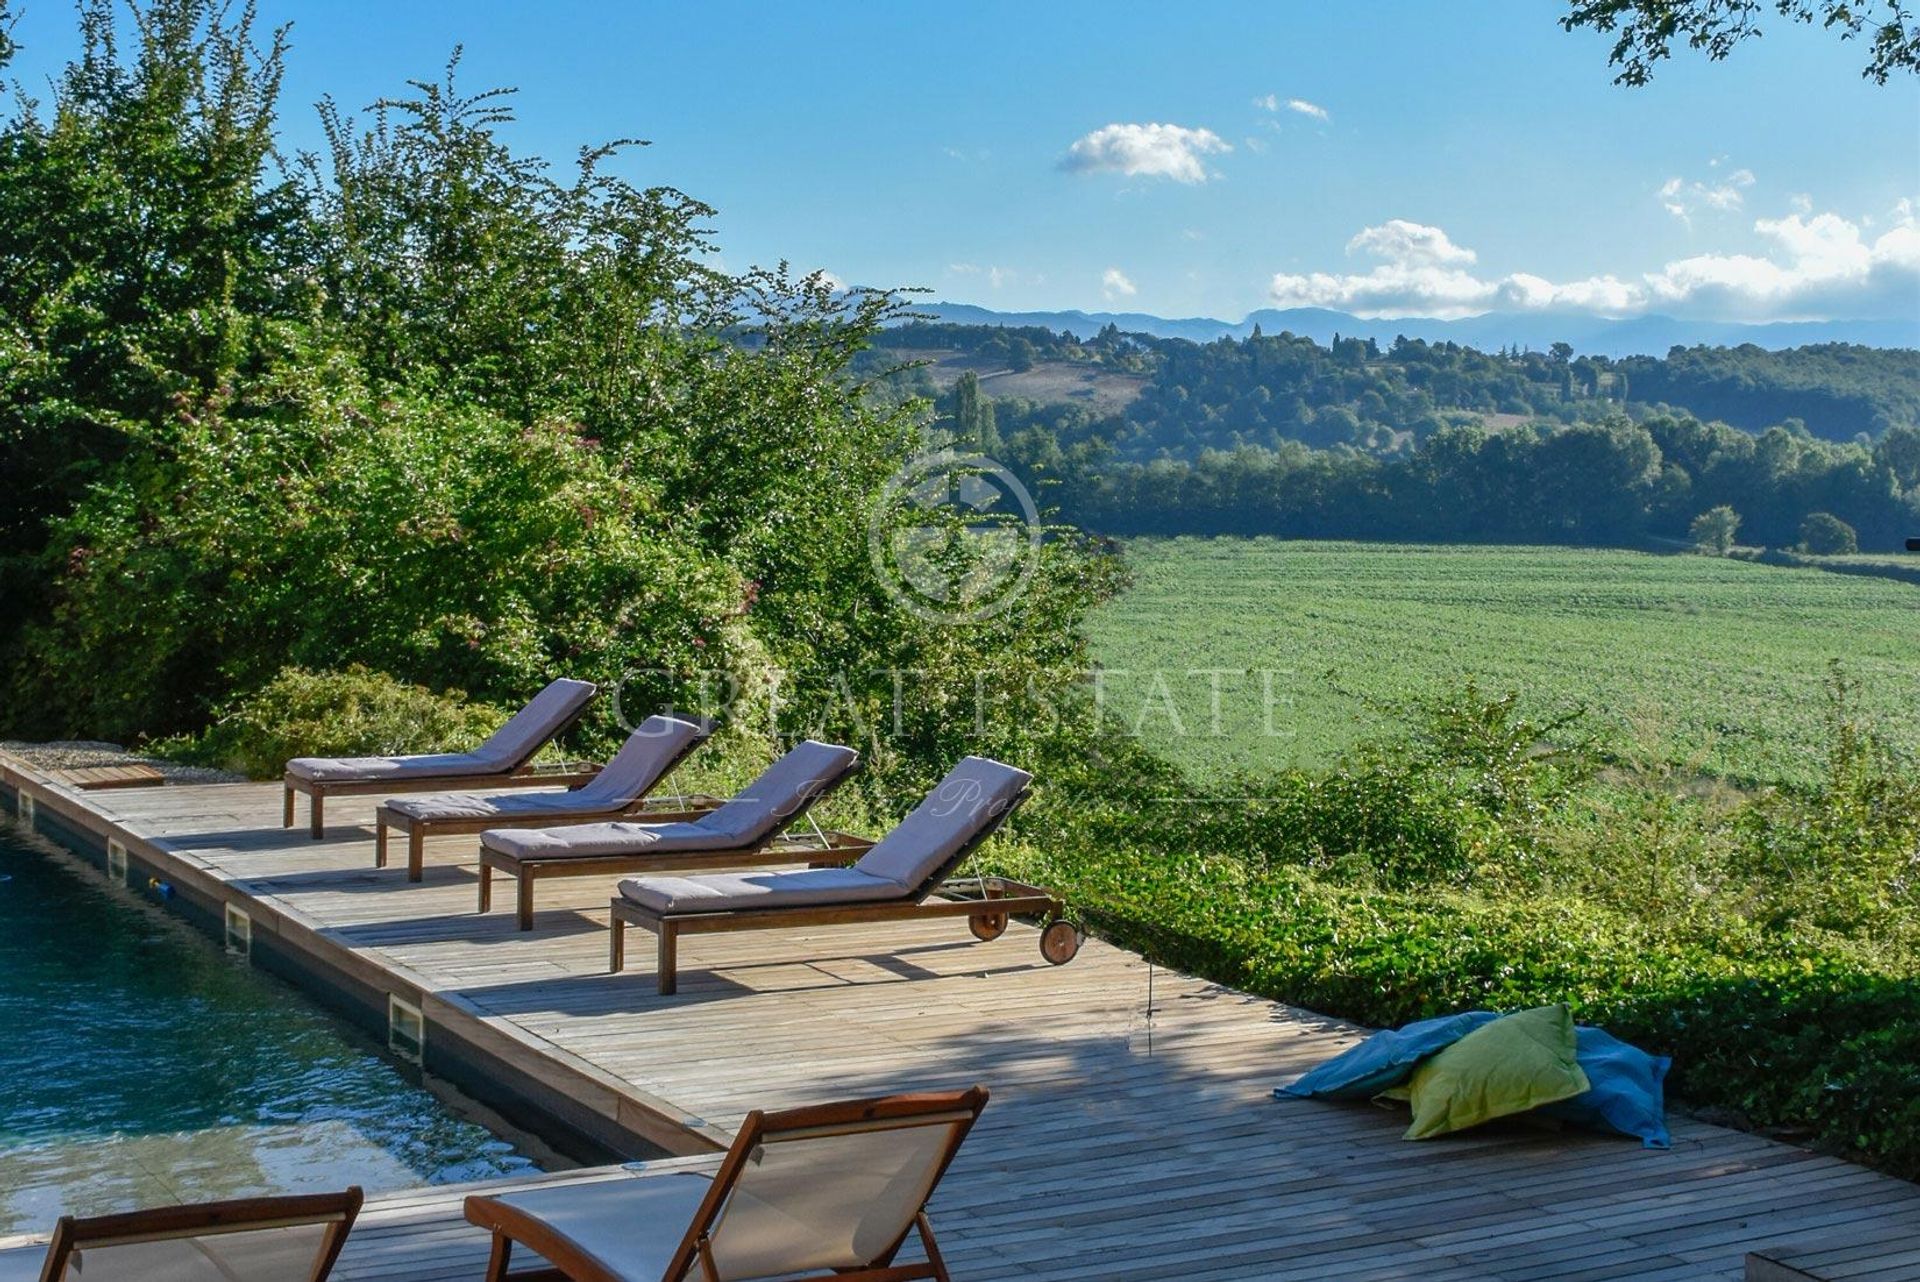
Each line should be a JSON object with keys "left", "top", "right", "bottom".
{"left": 7, "top": 1, "right": 1917, "bottom": 322}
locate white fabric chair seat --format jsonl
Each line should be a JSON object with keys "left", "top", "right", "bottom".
{"left": 482, "top": 820, "right": 734, "bottom": 861}
{"left": 286, "top": 752, "right": 497, "bottom": 783}
{"left": 480, "top": 1174, "right": 714, "bottom": 1282}
{"left": 17, "top": 1224, "right": 336, "bottom": 1281}
{"left": 618, "top": 867, "right": 908, "bottom": 915}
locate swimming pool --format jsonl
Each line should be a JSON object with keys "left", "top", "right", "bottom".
{"left": 0, "top": 817, "right": 539, "bottom": 1232}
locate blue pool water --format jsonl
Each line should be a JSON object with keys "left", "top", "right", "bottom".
{"left": 0, "top": 817, "right": 539, "bottom": 1231}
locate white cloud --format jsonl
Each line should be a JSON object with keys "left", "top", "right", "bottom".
{"left": 1253, "top": 94, "right": 1330, "bottom": 122}
{"left": 948, "top": 263, "right": 1017, "bottom": 289}
{"left": 1267, "top": 209, "right": 1920, "bottom": 322}
{"left": 1059, "top": 122, "right": 1230, "bottom": 184}
{"left": 1659, "top": 167, "right": 1756, "bottom": 222}
{"left": 1348, "top": 219, "right": 1476, "bottom": 266}
{"left": 1644, "top": 211, "right": 1919, "bottom": 318}
{"left": 1102, "top": 267, "right": 1138, "bottom": 301}
{"left": 813, "top": 270, "right": 846, "bottom": 292}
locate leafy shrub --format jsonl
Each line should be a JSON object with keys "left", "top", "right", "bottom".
{"left": 1689, "top": 504, "right": 1741, "bottom": 554}
{"left": 1799, "top": 511, "right": 1860, "bottom": 555}
{"left": 1731, "top": 667, "right": 1920, "bottom": 946}
{"left": 159, "top": 665, "right": 512, "bottom": 779}
{"left": 1256, "top": 766, "right": 1482, "bottom": 889}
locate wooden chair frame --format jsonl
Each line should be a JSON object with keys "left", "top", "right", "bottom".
{"left": 466, "top": 1089, "right": 986, "bottom": 1282}
{"left": 37, "top": 1187, "right": 362, "bottom": 1282}
{"left": 608, "top": 791, "right": 1074, "bottom": 995}
{"left": 375, "top": 721, "right": 719, "bottom": 882}
{"left": 478, "top": 763, "right": 871, "bottom": 931}
{"left": 283, "top": 695, "right": 598, "bottom": 839}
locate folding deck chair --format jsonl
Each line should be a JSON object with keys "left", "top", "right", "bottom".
{"left": 476, "top": 740, "right": 873, "bottom": 931}
{"left": 463, "top": 1088, "right": 987, "bottom": 1282}
{"left": 608, "top": 757, "right": 1079, "bottom": 994}
{"left": 374, "top": 714, "right": 716, "bottom": 882}
{"left": 22, "top": 1187, "right": 361, "bottom": 1282}
{"left": 283, "top": 678, "right": 599, "bottom": 838}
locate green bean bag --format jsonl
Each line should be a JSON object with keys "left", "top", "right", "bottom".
{"left": 1383, "top": 1003, "right": 1591, "bottom": 1139}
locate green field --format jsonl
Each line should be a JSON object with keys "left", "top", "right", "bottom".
{"left": 1086, "top": 538, "right": 1920, "bottom": 789}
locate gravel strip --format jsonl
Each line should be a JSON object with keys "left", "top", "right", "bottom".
{"left": 0, "top": 740, "right": 245, "bottom": 784}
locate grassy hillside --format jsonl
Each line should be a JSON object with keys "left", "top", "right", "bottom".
{"left": 889, "top": 348, "right": 1149, "bottom": 415}
{"left": 1087, "top": 538, "right": 1920, "bottom": 789}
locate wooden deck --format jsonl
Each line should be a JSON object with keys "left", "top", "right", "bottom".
{"left": 3, "top": 758, "right": 1918, "bottom": 1281}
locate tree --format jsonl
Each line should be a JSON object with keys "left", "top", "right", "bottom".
{"left": 1691, "top": 505, "right": 1742, "bottom": 554}
{"left": 1563, "top": 0, "right": 1920, "bottom": 85}
{"left": 0, "top": 0, "right": 1115, "bottom": 777}
{"left": 948, "top": 371, "right": 1001, "bottom": 453}
{"left": 1549, "top": 342, "right": 1575, "bottom": 364}
{"left": 1875, "top": 425, "right": 1920, "bottom": 491}
{"left": 1799, "top": 511, "right": 1859, "bottom": 554}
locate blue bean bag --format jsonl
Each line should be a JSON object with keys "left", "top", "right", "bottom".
{"left": 1275, "top": 1010, "right": 1499, "bottom": 1101}
{"left": 1541, "top": 1025, "right": 1673, "bottom": 1148}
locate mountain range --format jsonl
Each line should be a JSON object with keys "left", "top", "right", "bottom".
{"left": 909, "top": 302, "right": 1919, "bottom": 357}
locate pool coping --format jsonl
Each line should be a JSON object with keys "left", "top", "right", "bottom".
{"left": 0, "top": 752, "right": 731, "bottom": 1164}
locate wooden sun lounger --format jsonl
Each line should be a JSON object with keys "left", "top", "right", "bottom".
{"left": 609, "top": 761, "right": 1081, "bottom": 994}
{"left": 484, "top": 828, "right": 878, "bottom": 932}
{"left": 33, "top": 1187, "right": 362, "bottom": 1281}
{"left": 476, "top": 749, "right": 871, "bottom": 931}
{"left": 382, "top": 793, "right": 725, "bottom": 883}
{"left": 374, "top": 715, "right": 719, "bottom": 882}
{"left": 465, "top": 1089, "right": 986, "bottom": 1282}
{"left": 282, "top": 678, "right": 598, "bottom": 838}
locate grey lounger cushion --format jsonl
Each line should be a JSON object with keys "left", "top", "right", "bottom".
{"left": 382, "top": 715, "right": 703, "bottom": 822}
{"left": 850, "top": 756, "right": 1032, "bottom": 891}
{"left": 616, "top": 756, "right": 1031, "bottom": 914}
{"left": 474, "top": 1174, "right": 713, "bottom": 1282}
{"left": 615, "top": 866, "right": 904, "bottom": 914}
{"left": 286, "top": 751, "right": 505, "bottom": 784}
{"left": 286, "top": 677, "right": 596, "bottom": 783}
{"left": 479, "top": 740, "right": 857, "bottom": 861}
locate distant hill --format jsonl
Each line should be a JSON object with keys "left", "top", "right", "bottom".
{"left": 868, "top": 321, "right": 1920, "bottom": 449}
{"left": 911, "top": 302, "right": 1920, "bottom": 359}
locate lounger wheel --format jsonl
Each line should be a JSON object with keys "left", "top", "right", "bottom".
{"left": 1040, "top": 919, "right": 1081, "bottom": 965}
{"left": 968, "top": 912, "right": 1009, "bottom": 942}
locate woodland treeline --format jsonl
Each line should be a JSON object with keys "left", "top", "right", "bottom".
{"left": 869, "top": 325, "right": 1920, "bottom": 548}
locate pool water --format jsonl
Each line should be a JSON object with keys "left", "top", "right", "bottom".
{"left": 0, "top": 818, "right": 539, "bottom": 1232}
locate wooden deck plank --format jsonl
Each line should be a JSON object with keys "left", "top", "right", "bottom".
{"left": 2, "top": 761, "right": 1917, "bottom": 1281}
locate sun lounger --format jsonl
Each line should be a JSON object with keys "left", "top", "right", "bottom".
{"left": 609, "top": 756, "right": 1079, "bottom": 993}
{"left": 373, "top": 714, "right": 716, "bottom": 882}
{"left": 283, "top": 678, "right": 599, "bottom": 838}
{"left": 27, "top": 1187, "right": 361, "bottom": 1281}
{"left": 464, "top": 1088, "right": 986, "bottom": 1282}
{"left": 476, "top": 740, "right": 872, "bottom": 930}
